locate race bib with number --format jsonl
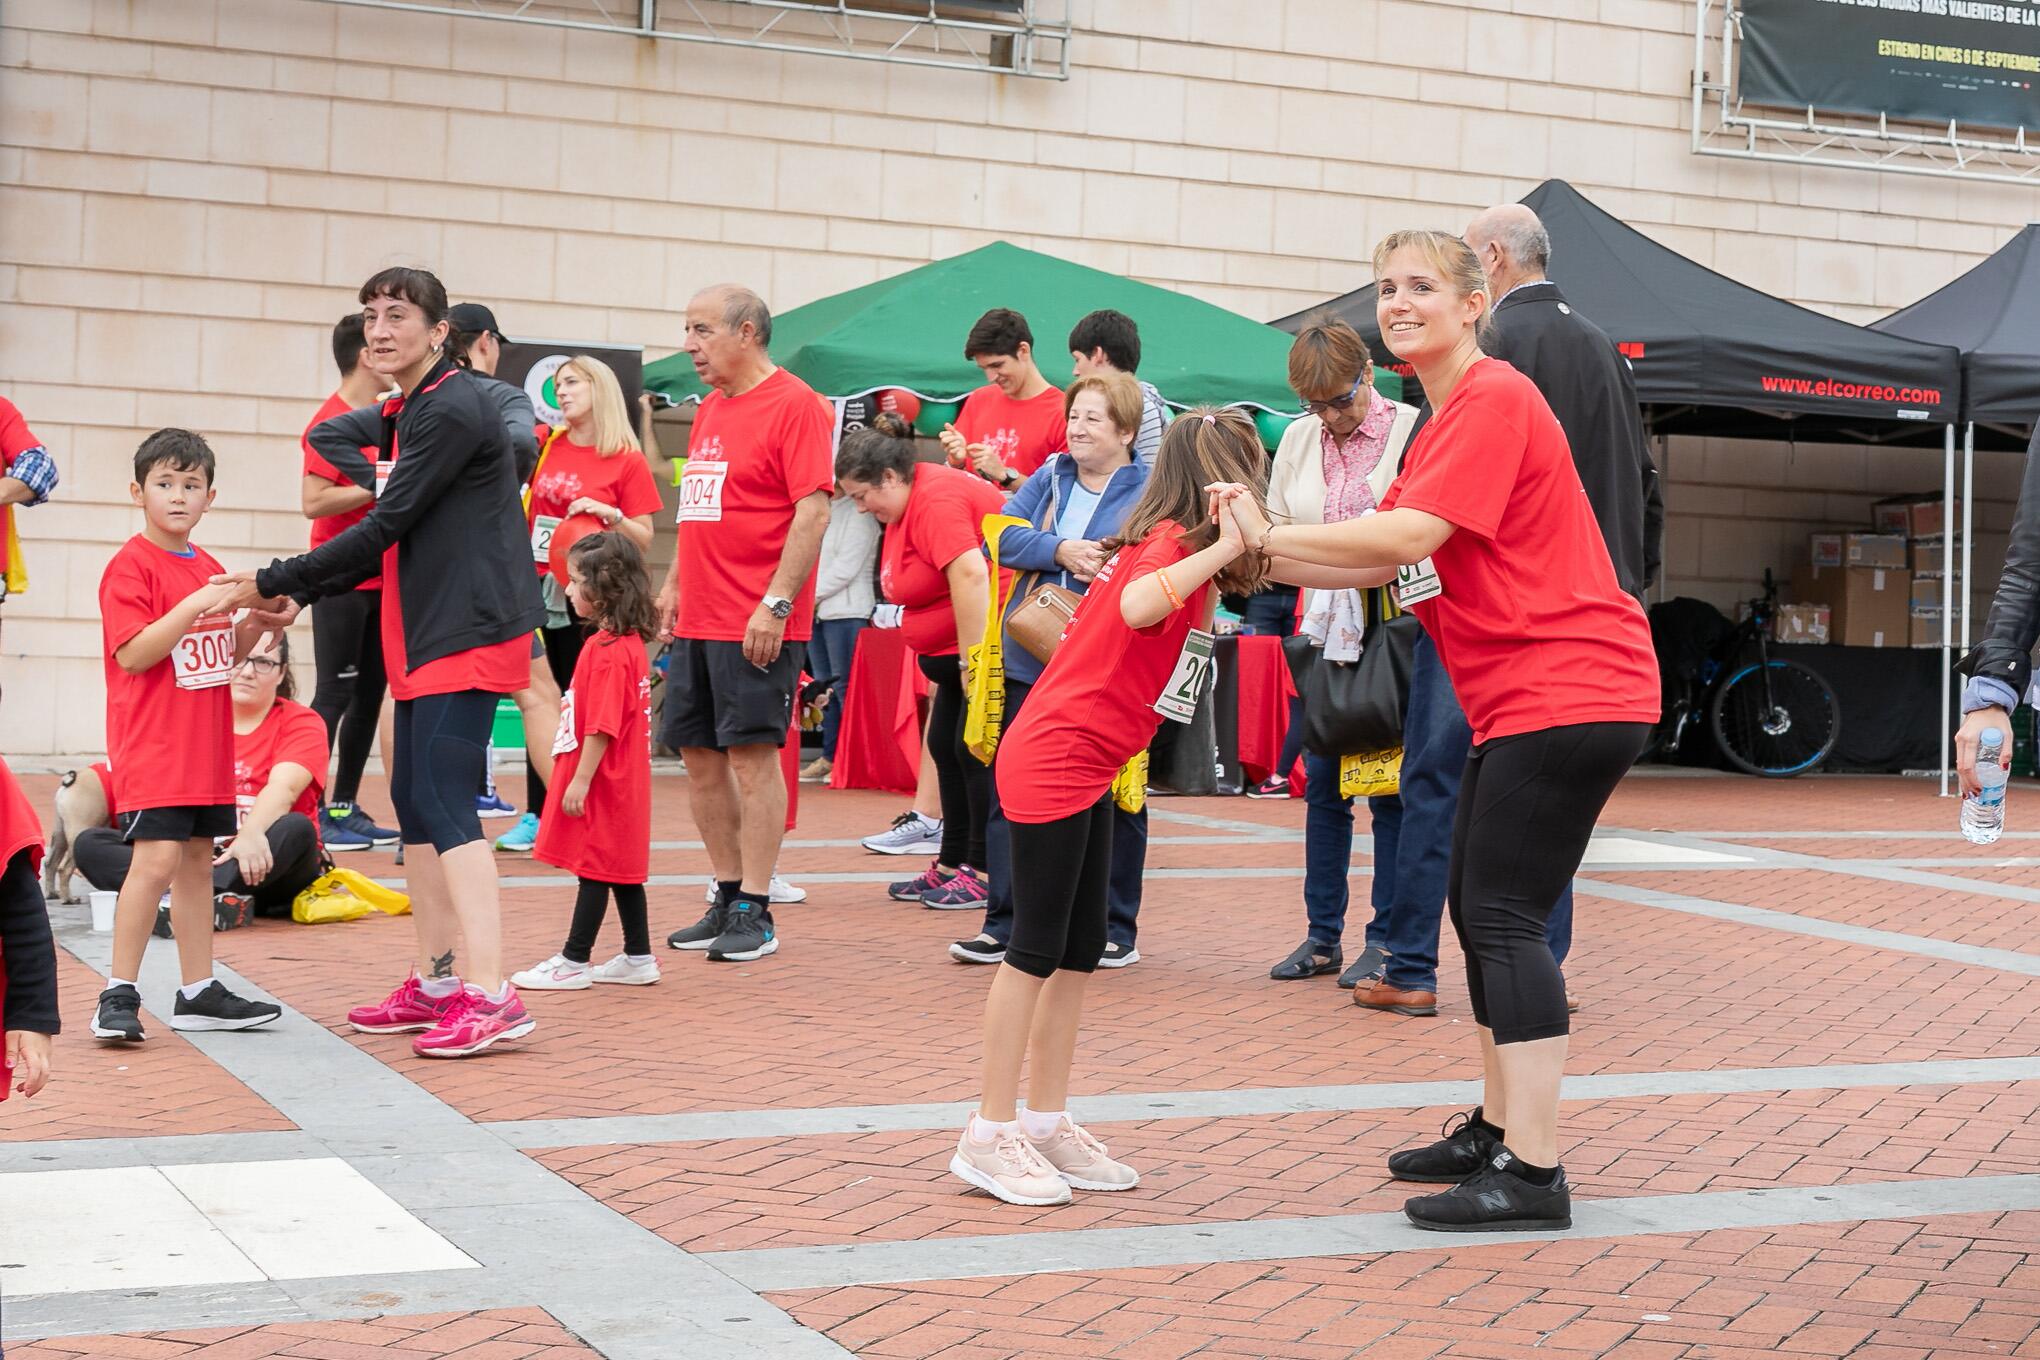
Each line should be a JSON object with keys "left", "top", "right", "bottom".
{"left": 234, "top": 793, "right": 255, "bottom": 827}
{"left": 172, "top": 617, "right": 235, "bottom": 691}
{"left": 374, "top": 463, "right": 391, "bottom": 499}
{"left": 677, "top": 459, "right": 728, "bottom": 523}
{"left": 1396, "top": 557, "right": 1442, "bottom": 606}
{"left": 552, "top": 688, "right": 579, "bottom": 756}
{"left": 1153, "top": 627, "right": 1215, "bottom": 724}
{"left": 531, "top": 514, "right": 563, "bottom": 563}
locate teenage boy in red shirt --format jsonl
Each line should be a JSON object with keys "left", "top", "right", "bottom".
{"left": 938, "top": 308, "right": 1066, "bottom": 491}
{"left": 91, "top": 429, "right": 284, "bottom": 1043}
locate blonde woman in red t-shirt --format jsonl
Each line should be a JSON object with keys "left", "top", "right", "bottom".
{"left": 1214, "top": 230, "right": 1659, "bottom": 1235}
{"left": 949, "top": 409, "right": 1268, "bottom": 1207}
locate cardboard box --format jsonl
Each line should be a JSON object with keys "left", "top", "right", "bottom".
{"left": 1911, "top": 609, "right": 1946, "bottom": 649}
{"left": 1809, "top": 532, "right": 1843, "bottom": 568}
{"left": 1910, "top": 498, "right": 1959, "bottom": 538}
{"left": 1771, "top": 603, "right": 1830, "bottom": 645}
{"left": 1909, "top": 537, "right": 1961, "bottom": 573}
{"left": 1795, "top": 564, "right": 1912, "bottom": 648}
{"left": 1872, "top": 500, "right": 1912, "bottom": 533}
{"left": 1845, "top": 532, "right": 1907, "bottom": 568}
{"left": 1873, "top": 495, "right": 1961, "bottom": 537}
{"left": 1911, "top": 575, "right": 1943, "bottom": 612}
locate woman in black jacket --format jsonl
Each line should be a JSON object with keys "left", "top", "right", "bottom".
{"left": 1957, "top": 426, "right": 2040, "bottom": 794}
{"left": 216, "top": 267, "right": 544, "bottom": 1060}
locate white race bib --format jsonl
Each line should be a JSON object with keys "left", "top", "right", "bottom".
{"left": 1396, "top": 557, "right": 1442, "bottom": 606}
{"left": 374, "top": 462, "right": 391, "bottom": 499}
{"left": 235, "top": 792, "right": 255, "bottom": 827}
{"left": 172, "top": 616, "right": 235, "bottom": 691}
{"left": 531, "top": 513, "right": 563, "bottom": 563}
{"left": 677, "top": 459, "right": 728, "bottom": 523}
{"left": 552, "top": 688, "right": 579, "bottom": 756}
{"left": 1153, "top": 628, "right": 1215, "bottom": 724}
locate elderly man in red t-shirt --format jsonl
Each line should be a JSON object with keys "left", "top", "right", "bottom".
{"left": 655, "top": 285, "right": 834, "bottom": 965}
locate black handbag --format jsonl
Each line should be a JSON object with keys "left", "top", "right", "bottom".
{"left": 1301, "top": 587, "right": 1419, "bottom": 758}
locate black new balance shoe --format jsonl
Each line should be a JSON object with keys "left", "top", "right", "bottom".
{"left": 1387, "top": 1106, "right": 1503, "bottom": 1183}
{"left": 168, "top": 982, "right": 282, "bottom": 1032}
{"left": 91, "top": 984, "right": 145, "bottom": 1042}
{"left": 667, "top": 902, "right": 728, "bottom": 951}
{"left": 1404, "top": 1146, "right": 1572, "bottom": 1233}
{"left": 707, "top": 902, "right": 778, "bottom": 962}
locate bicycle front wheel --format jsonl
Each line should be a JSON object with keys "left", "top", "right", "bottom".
{"left": 1709, "top": 659, "right": 1841, "bottom": 777}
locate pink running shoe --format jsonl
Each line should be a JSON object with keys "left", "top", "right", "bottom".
{"left": 411, "top": 986, "right": 536, "bottom": 1059}
{"left": 348, "top": 973, "right": 462, "bottom": 1034}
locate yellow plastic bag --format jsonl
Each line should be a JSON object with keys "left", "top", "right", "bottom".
{"left": 4, "top": 506, "right": 26, "bottom": 595}
{"left": 1339, "top": 748, "right": 1402, "bottom": 799}
{"left": 964, "top": 513, "right": 1029, "bottom": 765}
{"left": 1111, "top": 750, "right": 1149, "bottom": 813}
{"left": 292, "top": 867, "right": 411, "bottom": 924}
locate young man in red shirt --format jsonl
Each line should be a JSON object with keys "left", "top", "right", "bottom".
{"left": 938, "top": 308, "right": 1065, "bottom": 491}
{"left": 93, "top": 429, "right": 284, "bottom": 1043}
{"left": 655, "top": 285, "right": 833, "bottom": 964}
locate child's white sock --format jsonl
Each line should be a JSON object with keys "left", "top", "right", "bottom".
{"left": 1018, "top": 1107, "right": 1066, "bottom": 1140}
{"left": 626, "top": 954, "right": 655, "bottom": 965}
{"left": 418, "top": 974, "right": 462, "bottom": 998}
{"left": 967, "top": 1112, "right": 1016, "bottom": 1143}
{"left": 108, "top": 977, "right": 137, "bottom": 991}
{"left": 179, "top": 977, "right": 216, "bottom": 1001}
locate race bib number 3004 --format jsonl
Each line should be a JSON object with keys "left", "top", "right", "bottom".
{"left": 677, "top": 459, "right": 728, "bottom": 523}
{"left": 173, "top": 616, "right": 236, "bottom": 691}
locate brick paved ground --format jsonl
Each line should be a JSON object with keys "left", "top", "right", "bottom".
{"left": 5, "top": 766, "right": 2037, "bottom": 1358}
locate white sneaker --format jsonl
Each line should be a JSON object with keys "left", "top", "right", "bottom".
{"left": 862, "top": 810, "right": 943, "bottom": 856}
{"left": 701, "top": 875, "right": 808, "bottom": 904}
{"left": 588, "top": 954, "right": 661, "bottom": 986}
{"left": 949, "top": 1123, "right": 1072, "bottom": 1206}
{"left": 510, "top": 954, "right": 591, "bottom": 990}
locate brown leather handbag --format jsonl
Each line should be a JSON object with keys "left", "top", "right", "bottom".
{"left": 1005, "top": 580, "right": 1082, "bottom": 664}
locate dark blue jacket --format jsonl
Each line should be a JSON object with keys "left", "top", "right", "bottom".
{"left": 996, "top": 454, "right": 1150, "bottom": 686}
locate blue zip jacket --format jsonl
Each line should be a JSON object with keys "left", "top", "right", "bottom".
{"left": 996, "top": 454, "right": 1151, "bottom": 686}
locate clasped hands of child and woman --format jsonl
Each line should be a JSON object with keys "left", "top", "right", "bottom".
{"left": 1204, "top": 482, "right": 1269, "bottom": 557}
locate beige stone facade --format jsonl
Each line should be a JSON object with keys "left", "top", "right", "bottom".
{"left": 2, "top": 0, "right": 2035, "bottom": 754}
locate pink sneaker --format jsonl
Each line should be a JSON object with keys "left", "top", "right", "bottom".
{"left": 411, "top": 986, "right": 535, "bottom": 1059}
{"left": 347, "top": 974, "right": 462, "bottom": 1034}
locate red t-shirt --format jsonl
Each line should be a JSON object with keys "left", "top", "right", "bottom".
{"left": 880, "top": 464, "right": 1006, "bottom": 658}
{"left": 100, "top": 535, "right": 235, "bottom": 811}
{"left": 955, "top": 384, "right": 1066, "bottom": 480}
{"left": 302, "top": 392, "right": 382, "bottom": 589}
{"left": 996, "top": 522, "right": 1213, "bottom": 823}
{"left": 233, "top": 699, "right": 329, "bottom": 833}
{"left": 525, "top": 432, "right": 664, "bottom": 577}
{"left": 1380, "top": 358, "right": 1659, "bottom": 744}
{"left": 533, "top": 630, "right": 651, "bottom": 884}
{"left": 0, "top": 755, "right": 40, "bottom": 1103}
{"left": 0, "top": 396, "right": 44, "bottom": 568}
{"left": 673, "top": 368, "right": 835, "bottom": 643}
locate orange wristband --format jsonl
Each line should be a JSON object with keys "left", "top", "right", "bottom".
{"left": 1157, "top": 569, "right": 1185, "bottom": 612}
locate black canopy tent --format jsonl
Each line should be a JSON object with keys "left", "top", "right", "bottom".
{"left": 1273, "top": 179, "right": 1968, "bottom": 784}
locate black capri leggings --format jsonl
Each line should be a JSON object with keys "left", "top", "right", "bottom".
{"left": 1447, "top": 721, "right": 1650, "bottom": 1045}
{"left": 391, "top": 690, "right": 498, "bottom": 854}
{"left": 563, "top": 876, "right": 650, "bottom": 964}
{"left": 917, "top": 653, "right": 990, "bottom": 869}
{"left": 309, "top": 589, "right": 388, "bottom": 807}
{"left": 1005, "top": 794, "right": 1113, "bottom": 979}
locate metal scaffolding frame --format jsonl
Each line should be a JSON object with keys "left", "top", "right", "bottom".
{"left": 1691, "top": 0, "right": 2040, "bottom": 186}
{"left": 309, "top": 0, "right": 1071, "bottom": 78}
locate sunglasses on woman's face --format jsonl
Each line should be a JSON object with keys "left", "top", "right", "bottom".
{"left": 236, "top": 656, "right": 283, "bottom": 676}
{"left": 1299, "top": 377, "right": 1363, "bottom": 416}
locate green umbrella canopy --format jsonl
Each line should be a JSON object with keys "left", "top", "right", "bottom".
{"left": 645, "top": 241, "right": 1398, "bottom": 444}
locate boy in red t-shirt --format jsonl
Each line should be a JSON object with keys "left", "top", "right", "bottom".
{"left": 938, "top": 308, "right": 1066, "bottom": 492}
{"left": 91, "top": 429, "right": 283, "bottom": 1044}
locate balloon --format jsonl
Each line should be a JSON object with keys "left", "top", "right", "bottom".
{"left": 547, "top": 512, "right": 608, "bottom": 586}
{"left": 877, "top": 388, "right": 921, "bottom": 423}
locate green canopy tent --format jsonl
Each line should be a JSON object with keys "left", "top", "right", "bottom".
{"left": 643, "top": 241, "right": 1398, "bottom": 448}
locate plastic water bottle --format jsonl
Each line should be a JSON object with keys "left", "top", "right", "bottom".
{"left": 1962, "top": 729, "right": 2010, "bottom": 846}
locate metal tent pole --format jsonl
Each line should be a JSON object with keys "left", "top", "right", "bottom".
{"left": 1941, "top": 422, "right": 1956, "bottom": 796}
{"left": 1962, "top": 422, "right": 1976, "bottom": 653}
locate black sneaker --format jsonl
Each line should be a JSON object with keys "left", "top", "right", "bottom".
{"left": 91, "top": 984, "right": 146, "bottom": 1042}
{"left": 214, "top": 892, "right": 255, "bottom": 932}
{"left": 337, "top": 803, "right": 400, "bottom": 846}
{"left": 707, "top": 902, "right": 778, "bottom": 962}
{"left": 1097, "top": 941, "right": 1140, "bottom": 969}
{"left": 667, "top": 901, "right": 728, "bottom": 951}
{"left": 152, "top": 898, "right": 174, "bottom": 939}
{"left": 1404, "top": 1146, "right": 1572, "bottom": 1233}
{"left": 1387, "top": 1106, "right": 1503, "bottom": 1183}
{"left": 169, "top": 981, "right": 283, "bottom": 1032}
{"left": 1336, "top": 944, "right": 1388, "bottom": 990}
{"left": 949, "top": 933, "right": 1005, "bottom": 965}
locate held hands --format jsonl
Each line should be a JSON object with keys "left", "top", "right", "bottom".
{"left": 743, "top": 603, "right": 786, "bottom": 668}
{"left": 216, "top": 832, "right": 272, "bottom": 886}
{"left": 1956, "top": 705, "right": 2012, "bottom": 798}
{"left": 1204, "top": 483, "right": 1266, "bottom": 556}
{"left": 5, "top": 1030, "right": 50, "bottom": 1099}
{"left": 207, "top": 571, "right": 273, "bottom": 615}
{"left": 1054, "top": 539, "right": 1108, "bottom": 582}
{"left": 562, "top": 779, "right": 590, "bottom": 817}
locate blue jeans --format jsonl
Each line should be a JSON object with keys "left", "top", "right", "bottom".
{"left": 1301, "top": 750, "right": 1399, "bottom": 946}
{"left": 806, "top": 617, "right": 866, "bottom": 761}
{"left": 1376, "top": 631, "right": 1573, "bottom": 992}
{"left": 984, "top": 679, "right": 1144, "bottom": 948}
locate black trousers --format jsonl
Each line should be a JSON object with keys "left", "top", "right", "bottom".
{"left": 918, "top": 653, "right": 989, "bottom": 869}
{"left": 309, "top": 589, "right": 387, "bottom": 807}
{"left": 1004, "top": 795, "right": 1114, "bottom": 980}
{"left": 74, "top": 812, "right": 326, "bottom": 917}
{"left": 525, "top": 622, "right": 586, "bottom": 814}
{"left": 1447, "top": 721, "right": 1649, "bottom": 1045}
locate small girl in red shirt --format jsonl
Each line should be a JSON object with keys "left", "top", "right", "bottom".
{"left": 513, "top": 533, "right": 659, "bottom": 991}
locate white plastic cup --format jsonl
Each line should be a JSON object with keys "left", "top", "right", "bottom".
{"left": 89, "top": 890, "right": 117, "bottom": 933}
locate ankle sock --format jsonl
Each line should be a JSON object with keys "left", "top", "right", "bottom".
{"left": 418, "top": 974, "right": 462, "bottom": 998}
{"left": 968, "top": 1112, "right": 1015, "bottom": 1143}
{"left": 715, "top": 879, "right": 741, "bottom": 907}
{"left": 179, "top": 977, "right": 216, "bottom": 1001}
{"left": 1502, "top": 1155, "right": 1560, "bottom": 1187}
{"left": 626, "top": 953, "right": 655, "bottom": 965}
{"left": 1018, "top": 1108, "right": 1065, "bottom": 1140}
{"left": 482, "top": 982, "right": 511, "bottom": 1003}
{"left": 733, "top": 890, "right": 768, "bottom": 912}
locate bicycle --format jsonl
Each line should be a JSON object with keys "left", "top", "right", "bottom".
{"left": 1652, "top": 570, "right": 1842, "bottom": 778}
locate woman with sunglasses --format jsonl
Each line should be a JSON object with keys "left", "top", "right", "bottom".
{"left": 73, "top": 631, "right": 331, "bottom": 924}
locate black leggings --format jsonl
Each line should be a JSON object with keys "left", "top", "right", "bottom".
{"left": 309, "top": 589, "right": 387, "bottom": 806}
{"left": 918, "top": 653, "right": 989, "bottom": 869}
{"left": 1005, "top": 795, "right": 1113, "bottom": 979}
{"left": 1447, "top": 721, "right": 1649, "bottom": 1045}
{"left": 74, "top": 812, "right": 325, "bottom": 916}
{"left": 563, "top": 876, "right": 650, "bottom": 963}
{"left": 525, "top": 622, "right": 585, "bottom": 815}
{"left": 391, "top": 690, "right": 497, "bottom": 853}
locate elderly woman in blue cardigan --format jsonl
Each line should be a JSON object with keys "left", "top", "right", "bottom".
{"left": 945, "top": 372, "right": 1156, "bottom": 968}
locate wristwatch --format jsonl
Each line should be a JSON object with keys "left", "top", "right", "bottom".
{"left": 762, "top": 594, "right": 794, "bottom": 620}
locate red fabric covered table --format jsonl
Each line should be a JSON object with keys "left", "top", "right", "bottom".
{"left": 1230, "top": 633, "right": 1298, "bottom": 786}
{"left": 829, "top": 628, "right": 927, "bottom": 795}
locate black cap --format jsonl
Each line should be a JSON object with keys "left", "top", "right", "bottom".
{"left": 447, "top": 302, "right": 510, "bottom": 344}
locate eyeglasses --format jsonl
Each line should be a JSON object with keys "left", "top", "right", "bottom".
{"left": 236, "top": 656, "right": 282, "bottom": 675}
{"left": 1299, "top": 378, "right": 1364, "bottom": 416}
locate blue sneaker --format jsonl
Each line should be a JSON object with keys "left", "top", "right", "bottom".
{"left": 330, "top": 802, "right": 399, "bottom": 847}
{"left": 494, "top": 812, "right": 539, "bottom": 853}
{"left": 319, "top": 809, "right": 375, "bottom": 853}
{"left": 477, "top": 791, "right": 518, "bottom": 819}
